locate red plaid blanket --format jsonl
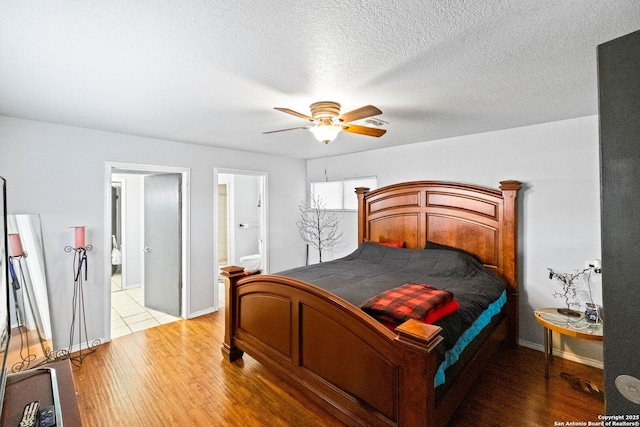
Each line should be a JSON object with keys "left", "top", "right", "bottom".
{"left": 361, "top": 283, "right": 455, "bottom": 324}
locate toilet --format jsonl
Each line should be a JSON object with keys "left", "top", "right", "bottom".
{"left": 239, "top": 253, "right": 261, "bottom": 270}
{"left": 239, "top": 240, "right": 263, "bottom": 270}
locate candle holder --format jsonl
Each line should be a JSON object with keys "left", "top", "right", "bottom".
{"left": 8, "top": 232, "right": 67, "bottom": 371}
{"left": 9, "top": 252, "right": 67, "bottom": 371}
{"left": 64, "top": 232, "right": 100, "bottom": 367}
{"left": 9, "top": 253, "right": 36, "bottom": 371}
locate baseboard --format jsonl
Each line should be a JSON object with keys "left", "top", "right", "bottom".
{"left": 518, "top": 339, "right": 604, "bottom": 370}
{"left": 60, "top": 341, "right": 101, "bottom": 355}
{"left": 187, "top": 306, "right": 219, "bottom": 319}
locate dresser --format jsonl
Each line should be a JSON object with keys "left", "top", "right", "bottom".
{"left": 1, "top": 359, "right": 82, "bottom": 426}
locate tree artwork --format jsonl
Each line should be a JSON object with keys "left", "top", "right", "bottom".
{"left": 296, "top": 194, "right": 342, "bottom": 263}
{"left": 547, "top": 267, "right": 590, "bottom": 316}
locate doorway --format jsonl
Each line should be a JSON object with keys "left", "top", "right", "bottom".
{"left": 104, "top": 163, "right": 190, "bottom": 341}
{"left": 214, "top": 168, "right": 268, "bottom": 307}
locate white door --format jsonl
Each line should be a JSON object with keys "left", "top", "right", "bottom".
{"left": 144, "top": 173, "right": 181, "bottom": 316}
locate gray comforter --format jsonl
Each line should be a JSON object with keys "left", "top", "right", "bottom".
{"left": 276, "top": 242, "right": 507, "bottom": 349}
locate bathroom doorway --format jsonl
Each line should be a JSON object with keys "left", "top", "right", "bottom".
{"left": 214, "top": 168, "right": 268, "bottom": 307}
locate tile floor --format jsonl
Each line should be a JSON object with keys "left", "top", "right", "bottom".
{"left": 110, "top": 273, "right": 181, "bottom": 339}
{"left": 218, "top": 276, "right": 225, "bottom": 306}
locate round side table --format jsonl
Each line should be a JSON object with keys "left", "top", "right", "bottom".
{"left": 533, "top": 308, "right": 603, "bottom": 378}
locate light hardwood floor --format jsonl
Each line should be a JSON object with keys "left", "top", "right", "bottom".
{"left": 72, "top": 310, "right": 604, "bottom": 426}
{"left": 6, "top": 327, "right": 53, "bottom": 372}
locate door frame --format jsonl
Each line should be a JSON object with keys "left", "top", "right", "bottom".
{"left": 103, "top": 162, "right": 191, "bottom": 342}
{"left": 213, "top": 168, "right": 269, "bottom": 309}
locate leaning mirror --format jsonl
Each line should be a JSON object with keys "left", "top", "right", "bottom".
{"left": 6, "top": 214, "right": 55, "bottom": 371}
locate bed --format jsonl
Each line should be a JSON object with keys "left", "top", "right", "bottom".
{"left": 221, "top": 180, "right": 521, "bottom": 427}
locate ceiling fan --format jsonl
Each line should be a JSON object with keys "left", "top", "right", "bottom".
{"left": 263, "top": 101, "right": 387, "bottom": 144}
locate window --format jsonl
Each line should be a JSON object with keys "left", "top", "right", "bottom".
{"left": 310, "top": 177, "right": 377, "bottom": 210}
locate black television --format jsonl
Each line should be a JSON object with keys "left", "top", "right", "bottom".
{"left": 0, "top": 176, "right": 11, "bottom": 415}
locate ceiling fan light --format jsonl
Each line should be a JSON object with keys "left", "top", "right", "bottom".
{"left": 310, "top": 124, "right": 342, "bottom": 143}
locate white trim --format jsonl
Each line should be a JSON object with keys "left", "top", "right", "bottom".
{"left": 104, "top": 162, "right": 191, "bottom": 342}
{"left": 103, "top": 164, "right": 112, "bottom": 342}
{"left": 189, "top": 306, "right": 218, "bottom": 318}
{"left": 518, "top": 339, "right": 604, "bottom": 370}
{"left": 226, "top": 177, "right": 235, "bottom": 267}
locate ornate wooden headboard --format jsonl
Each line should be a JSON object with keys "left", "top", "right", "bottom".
{"left": 356, "top": 180, "right": 521, "bottom": 341}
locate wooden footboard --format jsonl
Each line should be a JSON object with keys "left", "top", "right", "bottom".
{"left": 221, "top": 269, "right": 445, "bottom": 427}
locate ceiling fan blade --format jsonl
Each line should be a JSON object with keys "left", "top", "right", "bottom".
{"left": 262, "top": 125, "right": 311, "bottom": 134}
{"left": 342, "top": 124, "right": 387, "bottom": 137}
{"left": 274, "top": 107, "right": 314, "bottom": 121}
{"left": 338, "top": 105, "right": 382, "bottom": 123}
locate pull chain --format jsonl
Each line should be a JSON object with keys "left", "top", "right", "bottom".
{"left": 324, "top": 142, "right": 328, "bottom": 182}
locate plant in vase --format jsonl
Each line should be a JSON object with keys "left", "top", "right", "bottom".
{"left": 547, "top": 267, "right": 590, "bottom": 317}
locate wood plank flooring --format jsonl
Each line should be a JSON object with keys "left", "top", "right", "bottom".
{"left": 72, "top": 310, "right": 604, "bottom": 426}
{"left": 6, "top": 327, "right": 53, "bottom": 372}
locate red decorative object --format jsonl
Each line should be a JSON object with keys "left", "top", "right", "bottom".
{"left": 8, "top": 233, "right": 24, "bottom": 257}
{"left": 74, "top": 226, "right": 86, "bottom": 248}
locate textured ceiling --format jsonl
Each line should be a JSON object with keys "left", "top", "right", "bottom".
{"left": 0, "top": 1, "right": 638, "bottom": 159}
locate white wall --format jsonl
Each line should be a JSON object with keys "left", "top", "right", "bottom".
{"left": 0, "top": 115, "right": 307, "bottom": 351}
{"left": 307, "top": 115, "right": 603, "bottom": 367}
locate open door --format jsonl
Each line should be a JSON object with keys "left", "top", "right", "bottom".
{"left": 143, "top": 173, "right": 181, "bottom": 316}
{"left": 599, "top": 29, "right": 640, "bottom": 415}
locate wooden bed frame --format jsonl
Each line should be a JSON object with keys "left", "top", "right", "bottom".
{"left": 221, "top": 180, "right": 521, "bottom": 427}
